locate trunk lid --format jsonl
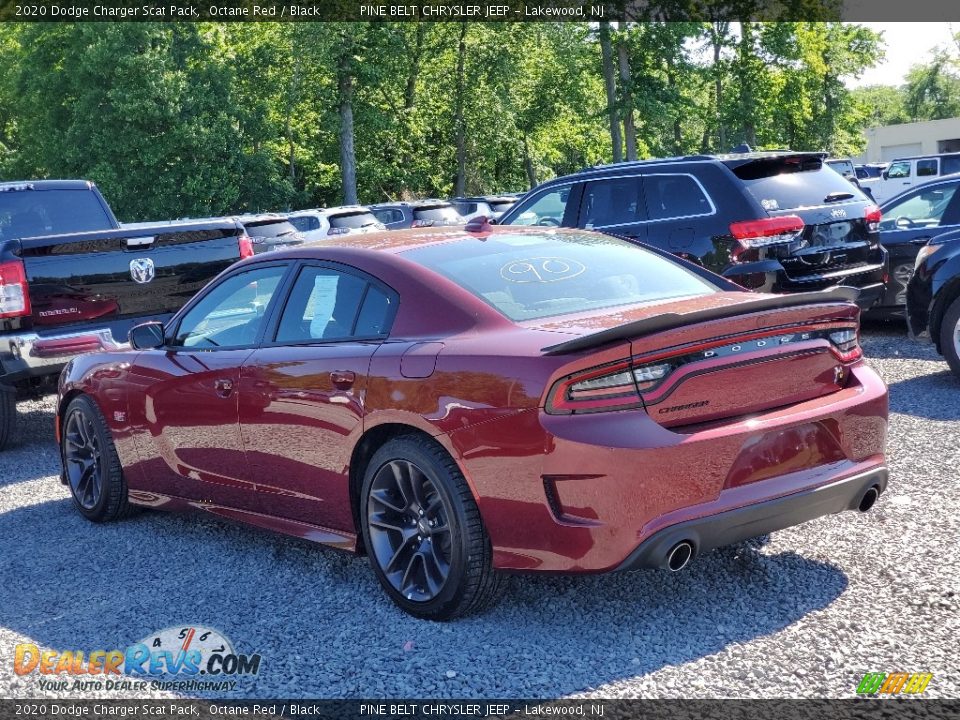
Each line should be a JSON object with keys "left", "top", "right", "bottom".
{"left": 541, "top": 289, "right": 861, "bottom": 428}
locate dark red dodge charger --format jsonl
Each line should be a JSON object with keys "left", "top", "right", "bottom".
{"left": 57, "top": 226, "right": 888, "bottom": 619}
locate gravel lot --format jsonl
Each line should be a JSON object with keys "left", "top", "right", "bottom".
{"left": 1, "top": 322, "right": 958, "bottom": 700}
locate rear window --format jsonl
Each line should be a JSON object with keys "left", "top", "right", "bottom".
{"left": 413, "top": 205, "right": 461, "bottom": 222}
{"left": 730, "top": 156, "right": 865, "bottom": 211}
{"left": 0, "top": 189, "right": 113, "bottom": 239}
{"left": 289, "top": 215, "right": 320, "bottom": 232}
{"left": 488, "top": 200, "right": 516, "bottom": 212}
{"left": 329, "top": 211, "right": 380, "bottom": 230}
{"left": 404, "top": 231, "right": 718, "bottom": 321}
{"left": 243, "top": 220, "right": 298, "bottom": 238}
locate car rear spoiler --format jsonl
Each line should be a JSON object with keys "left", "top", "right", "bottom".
{"left": 541, "top": 286, "right": 860, "bottom": 356}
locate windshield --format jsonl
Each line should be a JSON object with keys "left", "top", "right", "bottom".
{"left": 404, "top": 231, "right": 718, "bottom": 321}
{"left": 0, "top": 189, "right": 113, "bottom": 239}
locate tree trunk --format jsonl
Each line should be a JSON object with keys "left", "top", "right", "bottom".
{"left": 738, "top": 22, "right": 757, "bottom": 148}
{"left": 337, "top": 45, "right": 358, "bottom": 206}
{"left": 453, "top": 22, "right": 468, "bottom": 196}
{"left": 404, "top": 24, "right": 426, "bottom": 111}
{"left": 712, "top": 21, "right": 727, "bottom": 151}
{"left": 618, "top": 40, "right": 637, "bottom": 161}
{"left": 599, "top": 22, "right": 623, "bottom": 163}
{"left": 523, "top": 135, "right": 537, "bottom": 188}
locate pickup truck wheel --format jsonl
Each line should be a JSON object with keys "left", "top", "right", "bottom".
{"left": 61, "top": 395, "right": 137, "bottom": 522}
{"left": 940, "top": 295, "right": 960, "bottom": 380}
{"left": 0, "top": 384, "right": 15, "bottom": 451}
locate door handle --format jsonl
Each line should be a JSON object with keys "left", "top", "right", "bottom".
{"left": 910, "top": 236, "right": 933, "bottom": 245}
{"left": 214, "top": 378, "right": 234, "bottom": 398}
{"left": 330, "top": 370, "right": 356, "bottom": 390}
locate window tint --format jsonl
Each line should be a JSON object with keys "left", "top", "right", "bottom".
{"left": 413, "top": 205, "right": 461, "bottom": 222}
{"left": 887, "top": 161, "right": 911, "bottom": 179}
{"left": 645, "top": 175, "right": 712, "bottom": 220}
{"left": 730, "top": 157, "right": 866, "bottom": 211}
{"left": 917, "top": 159, "right": 939, "bottom": 177}
{"left": 581, "top": 177, "right": 645, "bottom": 228}
{"left": 276, "top": 267, "right": 391, "bottom": 343}
{"left": 0, "top": 189, "right": 113, "bottom": 240}
{"left": 175, "top": 265, "right": 286, "bottom": 349}
{"left": 373, "top": 209, "right": 402, "bottom": 224}
{"left": 504, "top": 187, "right": 571, "bottom": 227}
{"left": 942, "top": 156, "right": 960, "bottom": 175}
{"left": 404, "top": 231, "right": 718, "bottom": 321}
{"left": 329, "top": 211, "right": 380, "bottom": 230}
{"left": 488, "top": 200, "right": 516, "bottom": 213}
{"left": 243, "top": 220, "right": 299, "bottom": 238}
{"left": 880, "top": 184, "right": 959, "bottom": 230}
{"left": 289, "top": 215, "right": 321, "bottom": 232}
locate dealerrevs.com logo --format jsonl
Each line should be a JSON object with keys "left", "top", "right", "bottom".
{"left": 856, "top": 672, "right": 933, "bottom": 695}
{"left": 14, "top": 625, "right": 262, "bottom": 693}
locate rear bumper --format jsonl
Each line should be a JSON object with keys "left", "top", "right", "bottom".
{"left": 0, "top": 327, "right": 129, "bottom": 385}
{"left": 617, "top": 466, "right": 888, "bottom": 571}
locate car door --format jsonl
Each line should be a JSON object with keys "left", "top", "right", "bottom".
{"left": 881, "top": 160, "right": 913, "bottom": 201}
{"left": 640, "top": 173, "right": 717, "bottom": 260}
{"left": 238, "top": 262, "right": 397, "bottom": 531}
{"left": 576, "top": 175, "right": 648, "bottom": 242}
{"left": 879, "top": 180, "right": 960, "bottom": 306}
{"left": 126, "top": 263, "right": 290, "bottom": 508}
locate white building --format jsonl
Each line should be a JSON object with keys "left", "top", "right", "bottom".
{"left": 856, "top": 117, "right": 960, "bottom": 163}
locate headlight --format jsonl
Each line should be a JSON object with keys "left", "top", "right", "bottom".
{"left": 915, "top": 243, "right": 940, "bottom": 270}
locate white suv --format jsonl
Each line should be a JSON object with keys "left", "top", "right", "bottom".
{"left": 287, "top": 206, "right": 385, "bottom": 242}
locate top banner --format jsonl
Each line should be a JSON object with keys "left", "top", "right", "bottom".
{"left": 0, "top": 0, "right": 957, "bottom": 22}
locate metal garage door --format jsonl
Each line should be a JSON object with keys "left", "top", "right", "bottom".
{"left": 881, "top": 143, "right": 923, "bottom": 161}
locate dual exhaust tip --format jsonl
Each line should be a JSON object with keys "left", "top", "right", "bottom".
{"left": 663, "top": 485, "right": 882, "bottom": 573}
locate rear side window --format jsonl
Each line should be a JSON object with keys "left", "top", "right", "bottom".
{"left": 917, "top": 159, "right": 939, "bottom": 177}
{"left": 942, "top": 156, "right": 960, "bottom": 175}
{"left": 644, "top": 175, "right": 712, "bottom": 220}
{"left": 413, "top": 205, "right": 460, "bottom": 222}
{"left": 275, "top": 266, "right": 394, "bottom": 343}
{"left": 329, "top": 211, "right": 380, "bottom": 230}
{"left": 581, "top": 177, "right": 645, "bottom": 227}
{"left": 404, "top": 231, "right": 718, "bottom": 321}
{"left": 729, "top": 157, "right": 865, "bottom": 211}
{"left": 373, "top": 209, "right": 404, "bottom": 224}
{"left": 0, "top": 189, "right": 113, "bottom": 239}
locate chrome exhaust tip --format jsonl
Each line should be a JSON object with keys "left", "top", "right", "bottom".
{"left": 858, "top": 486, "right": 880, "bottom": 513}
{"left": 666, "top": 540, "right": 694, "bottom": 572}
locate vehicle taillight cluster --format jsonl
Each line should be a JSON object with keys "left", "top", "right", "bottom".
{"left": 828, "top": 328, "right": 861, "bottom": 362}
{"left": 729, "top": 215, "right": 805, "bottom": 263}
{"left": 238, "top": 234, "right": 255, "bottom": 259}
{"left": 0, "top": 259, "right": 31, "bottom": 319}
{"left": 546, "top": 359, "right": 672, "bottom": 414}
{"left": 864, "top": 204, "right": 882, "bottom": 233}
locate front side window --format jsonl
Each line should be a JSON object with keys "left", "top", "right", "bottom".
{"left": 880, "top": 184, "right": 959, "bottom": 230}
{"left": 175, "top": 265, "right": 287, "bottom": 349}
{"left": 887, "top": 161, "right": 911, "bottom": 179}
{"left": 503, "top": 186, "right": 571, "bottom": 227}
{"left": 275, "top": 266, "right": 394, "bottom": 343}
{"left": 581, "top": 177, "right": 645, "bottom": 228}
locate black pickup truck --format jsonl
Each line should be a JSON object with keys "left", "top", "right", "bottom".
{"left": 0, "top": 180, "right": 250, "bottom": 449}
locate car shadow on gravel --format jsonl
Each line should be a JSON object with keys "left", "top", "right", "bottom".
{"left": 0, "top": 494, "right": 848, "bottom": 699}
{"left": 885, "top": 371, "right": 960, "bottom": 420}
{"left": 0, "top": 400, "right": 58, "bottom": 489}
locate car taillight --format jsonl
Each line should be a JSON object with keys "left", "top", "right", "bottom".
{"left": 411, "top": 219, "right": 435, "bottom": 228}
{"left": 546, "top": 359, "right": 672, "bottom": 415}
{"left": 238, "top": 234, "right": 254, "bottom": 259}
{"left": 0, "top": 260, "right": 31, "bottom": 319}
{"left": 864, "top": 204, "right": 882, "bottom": 232}
{"left": 828, "top": 328, "right": 862, "bottom": 362}
{"left": 730, "top": 215, "right": 805, "bottom": 247}
{"left": 327, "top": 227, "right": 350, "bottom": 236}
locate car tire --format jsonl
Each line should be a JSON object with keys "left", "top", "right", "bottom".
{"left": 360, "top": 435, "right": 503, "bottom": 620}
{"left": 61, "top": 395, "right": 137, "bottom": 522}
{"left": 940, "top": 295, "right": 960, "bottom": 380}
{"left": 0, "top": 384, "right": 15, "bottom": 451}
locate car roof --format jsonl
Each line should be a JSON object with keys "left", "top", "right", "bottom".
{"left": 0, "top": 179, "right": 96, "bottom": 191}
{"left": 879, "top": 172, "right": 960, "bottom": 207}
{"left": 369, "top": 199, "right": 453, "bottom": 209}
{"left": 888, "top": 152, "right": 960, "bottom": 162}
{"left": 452, "top": 195, "right": 517, "bottom": 203}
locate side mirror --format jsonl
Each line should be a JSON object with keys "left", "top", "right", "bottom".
{"left": 882, "top": 171, "right": 889, "bottom": 180}
{"left": 129, "top": 321, "right": 165, "bottom": 350}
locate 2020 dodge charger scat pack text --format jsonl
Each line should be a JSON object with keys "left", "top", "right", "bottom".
{"left": 57, "top": 227, "right": 889, "bottom": 620}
